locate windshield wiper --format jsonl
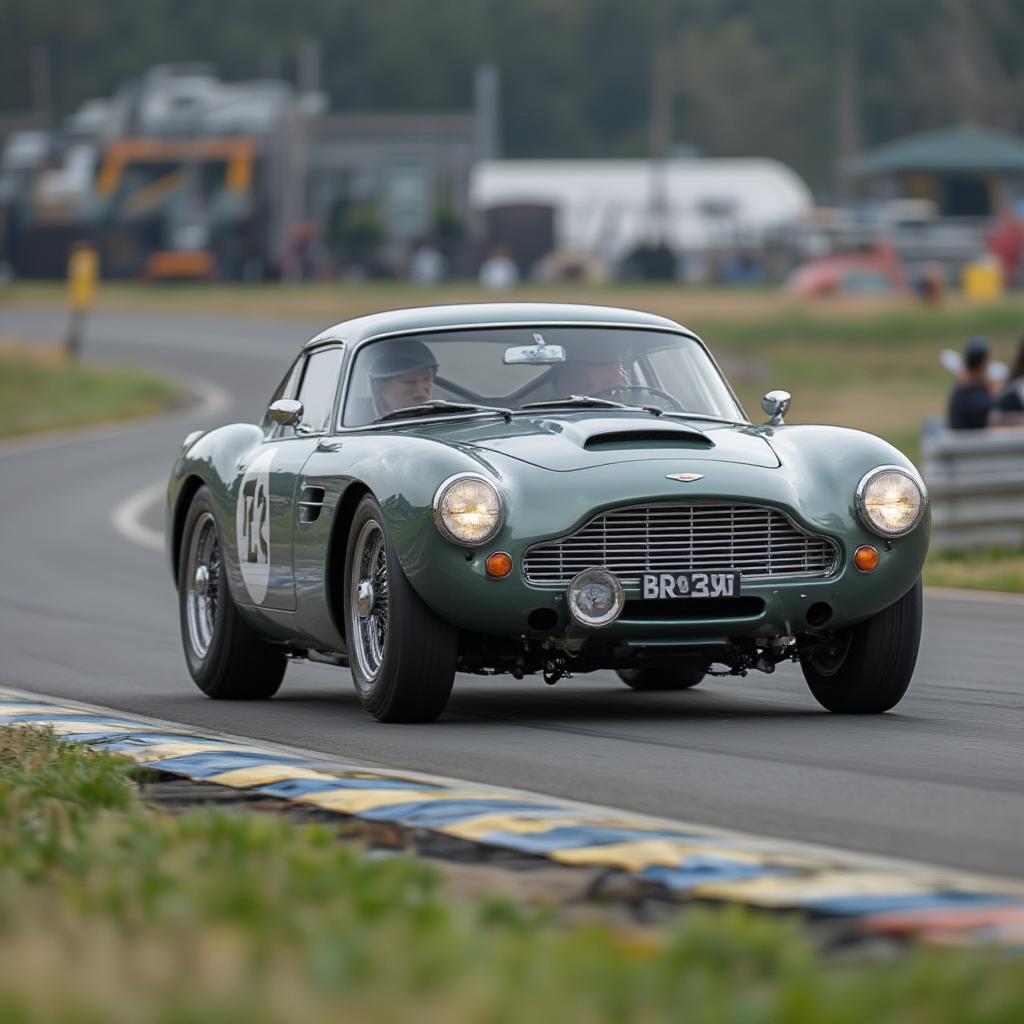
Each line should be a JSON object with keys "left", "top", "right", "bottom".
{"left": 660, "top": 411, "right": 745, "bottom": 426}
{"left": 518, "top": 395, "right": 663, "bottom": 416}
{"left": 375, "top": 399, "right": 513, "bottom": 424}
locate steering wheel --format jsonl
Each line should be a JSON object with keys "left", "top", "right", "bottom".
{"left": 593, "top": 384, "right": 685, "bottom": 413}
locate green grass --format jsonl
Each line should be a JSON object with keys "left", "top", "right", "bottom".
{"left": 924, "top": 547, "right": 1024, "bottom": 594}
{"left": 0, "top": 347, "right": 179, "bottom": 440}
{"left": 0, "top": 725, "right": 1022, "bottom": 1023}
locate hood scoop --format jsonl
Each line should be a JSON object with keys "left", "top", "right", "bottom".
{"left": 583, "top": 427, "right": 713, "bottom": 452}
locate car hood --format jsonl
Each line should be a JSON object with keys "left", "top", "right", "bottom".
{"left": 411, "top": 412, "right": 779, "bottom": 471}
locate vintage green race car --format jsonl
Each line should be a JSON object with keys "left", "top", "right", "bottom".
{"left": 167, "top": 303, "right": 928, "bottom": 722}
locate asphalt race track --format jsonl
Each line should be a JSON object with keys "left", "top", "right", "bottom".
{"left": 1, "top": 306, "right": 1022, "bottom": 878}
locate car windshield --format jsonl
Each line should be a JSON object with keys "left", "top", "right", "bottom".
{"left": 340, "top": 326, "right": 745, "bottom": 427}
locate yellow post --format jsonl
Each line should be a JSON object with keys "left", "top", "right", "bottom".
{"left": 962, "top": 257, "right": 1004, "bottom": 303}
{"left": 66, "top": 241, "right": 99, "bottom": 359}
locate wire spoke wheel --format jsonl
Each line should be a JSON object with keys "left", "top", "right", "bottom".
{"left": 350, "top": 519, "right": 390, "bottom": 682}
{"left": 185, "top": 511, "right": 220, "bottom": 660}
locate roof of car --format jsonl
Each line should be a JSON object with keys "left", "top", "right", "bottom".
{"left": 303, "top": 303, "right": 693, "bottom": 349}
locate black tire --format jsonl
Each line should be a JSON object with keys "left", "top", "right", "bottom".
{"left": 344, "top": 495, "right": 457, "bottom": 722}
{"left": 178, "top": 486, "right": 286, "bottom": 699}
{"left": 617, "top": 665, "right": 705, "bottom": 691}
{"left": 801, "top": 578, "right": 922, "bottom": 714}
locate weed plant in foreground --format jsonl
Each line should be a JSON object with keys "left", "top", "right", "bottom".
{"left": 0, "top": 726, "right": 1021, "bottom": 1023}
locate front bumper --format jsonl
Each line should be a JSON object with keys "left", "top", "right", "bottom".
{"left": 408, "top": 522, "right": 927, "bottom": 645}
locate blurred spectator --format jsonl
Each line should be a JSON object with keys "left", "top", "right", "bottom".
{"left": 409, "top": 242, "right": 446, "bottom": 285}
{"left": 948, "top": 337, "right": 996, "bottom": 430}
{"left": 913, "top": 262, "right": 946, "bottom": 305}
{"left": 287, "top": 222, "right": 317, "bottom": 282}
{"left": 989, "top": 336, "right": 1024, "bottom": 427}
{"left": 478, "top": 246, "right": 519, "bottom": 290}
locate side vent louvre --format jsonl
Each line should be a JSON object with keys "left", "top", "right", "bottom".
{"left": 298, "top": 486, "right": 326, "bottom": 524}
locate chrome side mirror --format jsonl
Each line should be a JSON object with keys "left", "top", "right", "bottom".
{"left": 181, "top": 429, "right": 204, "bottom": 452}
{"left": 761, "top": 390, "right": 791, "bottom": 426}
{"left": 269, "top": 398, "right": 303, "bottom": 426}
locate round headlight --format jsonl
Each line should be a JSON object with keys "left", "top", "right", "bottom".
{"left": 856, "top": 466, "right": 926, "bottom": 538}
{"left": 433, "top": 474, "right": 503, "bottom": 546}
{"left": 567, "top": 569, "right": 625, "bottom": 628}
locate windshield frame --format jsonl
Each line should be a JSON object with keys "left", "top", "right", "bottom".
{"left": 333, "top": 320, "right": 750, "bottom": 432}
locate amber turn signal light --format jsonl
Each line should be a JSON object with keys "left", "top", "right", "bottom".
{"left": 854, "top": 545, "right": 880, "bottom": 572}
{"left": 485, "top": 552, "right": 513, "bottom": 578}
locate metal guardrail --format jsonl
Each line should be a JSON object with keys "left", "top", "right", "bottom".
{"left": 922, "top": 420, "right": 1024, "bottom": 550}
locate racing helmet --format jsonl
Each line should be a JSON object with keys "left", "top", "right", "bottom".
{"left": 368, "top": 339, "right": 439, "bottom": 380}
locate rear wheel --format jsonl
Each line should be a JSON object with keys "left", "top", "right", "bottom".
{"left": 617, "top": 665, "right": 705, "bottom": 691}
{"left": 344, "top": 495, "right": 457, "bottom": 722}
{"left": 801, "top": 579, "right": 922, "bottom": 713}
{"left": 178, "top": 486, "right": 286, "bottom": 699}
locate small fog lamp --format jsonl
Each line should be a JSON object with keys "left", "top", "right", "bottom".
{"left": 567, "top": 569, "right": 624, "bottom": 628}
{"left": 856, "top": 467, "right": 926, "bottom": 538}
{"left": 486, "top": 552, "right": 513, "bottom": 578}
{"left": 854, "top": 545, "right": 880, "bottom": 572}
{"left": 433, "top": 474, "right": 503, "bottom": 546}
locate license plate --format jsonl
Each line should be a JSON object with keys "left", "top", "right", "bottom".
{"left": 641, "top": 571, "right": 741, "bottom": 599}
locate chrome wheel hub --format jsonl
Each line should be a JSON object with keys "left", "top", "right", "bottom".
{"left": 356, "top": 579, "right": 375, "bottom": 618}
{"left": 349, "top": 519, "right": 389, "bottom": 683}
{"left": 185, "top": 512, "right": 220, "bottom": 660}
{"left": 193, "top": 564, "right": 210, "bottom": 596}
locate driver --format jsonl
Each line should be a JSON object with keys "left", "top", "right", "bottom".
{"left": 368, "top": 339, "right": 439, "bottom": 416}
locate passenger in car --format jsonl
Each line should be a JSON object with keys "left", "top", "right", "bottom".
{"left": 553, "top": 353, "right": 629, "bottom": 397}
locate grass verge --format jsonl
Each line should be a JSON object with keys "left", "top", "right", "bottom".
{"left": 0, "top": 725, "right": 1021, "bottom": 1023}
{"left": 924, "top": 547, "right": 1024, "bottom": 594}
{"left": 0, "top": 342, "right": 179, "bottom": 440}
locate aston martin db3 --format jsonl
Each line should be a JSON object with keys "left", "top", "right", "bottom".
{"left": 167, "top": 303, "right": 928, "bottom": 721}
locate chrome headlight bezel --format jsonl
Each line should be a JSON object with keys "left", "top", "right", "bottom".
{"left": 855, "top": 465, "right": 927, "bottom": 539}
{"left": 432, "top": 472, "right": 505, "bottom": 547}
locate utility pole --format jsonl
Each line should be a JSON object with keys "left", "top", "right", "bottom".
{"left": 29, "top": 46, "right": 53, "bottom": 127}
{"left": 835, "top": 0, "right": 862, "bottom": 198}
{"left": 648, "top": 0, "right": 674, "bottom": 246}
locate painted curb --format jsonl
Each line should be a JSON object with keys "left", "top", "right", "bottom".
{"left": 1, "top": 688, "right": 1021, "bottom": 949}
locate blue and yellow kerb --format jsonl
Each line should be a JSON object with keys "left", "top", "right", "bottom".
{"left": 1, "top": 691, "right": 1021, "bottom": 949}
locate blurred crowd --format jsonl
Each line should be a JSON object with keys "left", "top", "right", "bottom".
{"left": 947, "top": 336, "right": 1024, "bottom": 430}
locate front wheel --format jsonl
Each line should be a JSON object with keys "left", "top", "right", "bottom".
{"left": 344, "top": 495, "right": 457, "bottom": 722}
{"left": 801, "top": 579, "right": 922, "bottom": 714}
{"left": 617, "top": 665, "right": 705, "bottom": 691}
{"left": 178, "top": 486, "right": 286, "bottom": 699}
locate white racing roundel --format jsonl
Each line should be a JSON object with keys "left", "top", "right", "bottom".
{"left": 235, "top": 447, "right": 277, "bottom": 603}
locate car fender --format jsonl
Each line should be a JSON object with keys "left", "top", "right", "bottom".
{"left": 167, "top": 422, "right": 264, "bottom": 588}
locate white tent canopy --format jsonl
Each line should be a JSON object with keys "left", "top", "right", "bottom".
{"left": 469, "top": 158, "right": 813, "bottom": 258}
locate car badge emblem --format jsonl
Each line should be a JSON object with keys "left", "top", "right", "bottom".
{"left": 666, "top": 472, "right": 703, "bottom": 483}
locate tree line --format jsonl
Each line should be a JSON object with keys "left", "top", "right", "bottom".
{"left": 1, "top": 0, "right": 1022, "bottom": 193}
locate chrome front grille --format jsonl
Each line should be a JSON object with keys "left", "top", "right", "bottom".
{"left": 523, "top": 503, "right": 838, "bottom": 585}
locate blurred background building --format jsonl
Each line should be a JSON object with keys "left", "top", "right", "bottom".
{"left": 0, "top": 61, "right": 499, "bottom": 282}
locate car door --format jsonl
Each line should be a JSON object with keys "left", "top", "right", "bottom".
{"left": 235, "top": 344, "right": 344, "bottom": 613}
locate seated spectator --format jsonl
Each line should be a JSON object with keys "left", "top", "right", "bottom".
{"left": 989, "top": 336, "right": 1024, "bottom": 427}
{"left": 948, "top": 337, "right": 996, "bottom": 430}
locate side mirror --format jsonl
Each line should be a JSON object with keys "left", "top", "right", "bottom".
{"left": 269, "top": 398, "right": 303, "bottom": 426}
{"left": 181, "top": 429, "right": 205, "bottom": 452}
{"left": 761, "top": 390, "right": 791, "bottom": 426}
